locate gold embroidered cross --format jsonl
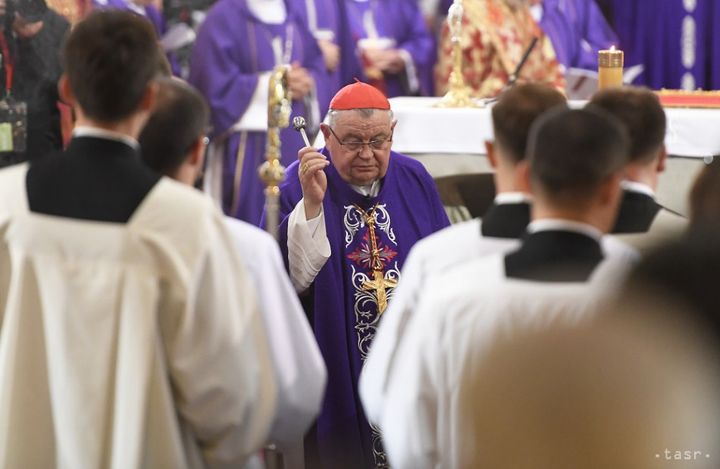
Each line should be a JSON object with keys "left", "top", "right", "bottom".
{"left": 354, "top": 204, "right": 398, "bottom": 315}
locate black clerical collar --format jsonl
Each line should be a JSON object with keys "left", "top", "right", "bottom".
{"left": 26, "top": 135, "right": 159, "bottom": 223}
{"left": 527, "top": 219, "right": 603, "bottom": 242}
{"left": 505, "top": 226, "right": 604, "bottom": 283}
{"left": 493, "top": 192, "right": 532, "bottom": 206}
{"left": 481, "top": 199, "right": 531, "bottom": 239}
{"left": 73, "top": 126, "right": 140, "bottom": 152}
{"left": 621, "top": 180, "right": 655, "bottom": 199}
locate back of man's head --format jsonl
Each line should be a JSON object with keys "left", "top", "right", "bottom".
{"left": 63, "top": 10, "right": 159, "bottom": 123}
{"left": 139, "top": 79, "right": 210, "bottom": 176}
{"left": 527, "top": 108, "right": 629, "bottom": 207}
{"left": 491, "top": 84, "right": 568, "bottom": 164}
{"left": 588, "top": 87, "right": 666, "bottom": 165}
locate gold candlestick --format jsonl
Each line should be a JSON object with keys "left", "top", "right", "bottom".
{"left": 436, "top": 0, "right": 479, "bottom": 108}
{"left": 598, "top": 46, "right": 624, "bottom": 90}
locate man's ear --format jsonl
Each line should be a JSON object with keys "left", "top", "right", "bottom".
{"left": 599, "top": 172, "right": 624, "bottom": 205}
{"left": 58, "top": 74, "right": 75, "bottom": 106}
{"left": 139, "top": 82, "right": 159, "bottom": 113}
{"left": 516, "top": 161, "right": 532, "bottom": 194}
{"left": 485, "top": 141, "right": 498, "bottom": 169}
{"left": 188, "top": 136, "right": 205, "bottom": 166}
{"left": 320, "top": 122, "right": 331, "bottom": 139}
{"left": 656, "top": 145, "right": 668, "bottom": 173}
{"left": 390, "top": 119, "right": 398, "bottom": 132}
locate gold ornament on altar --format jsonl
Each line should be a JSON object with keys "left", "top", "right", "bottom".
{"left": 259, "top": 65, "right": 290, "bottom": 240}
{"left": 436, "top": 0, "right": 480, "bottom": 108}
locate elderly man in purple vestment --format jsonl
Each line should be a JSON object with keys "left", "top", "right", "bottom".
{"left": 338, "top": 0, "right": 435, "bottom": 97}
{"left": 189, "top": 0, "right": 329, "bottom": 225}
{"left": 275, "top": 81, "right": 450, "bottom": 468}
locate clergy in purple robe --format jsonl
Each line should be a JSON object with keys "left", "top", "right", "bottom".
{"left": 275, "top": 82, "right": 450, "bottom": 468}
{"left": 598, "top": 0, "right": 716, "bottom": 90}
{"left": 537, "top": 0, "right": 618, "bottom": 71}
{"left": 338, "top": 0, "right": 435, "bottom": 97}
{"left": 189, "top": 0, "right": 329, "bottom": 225}
{"left": 294, "top": 0, "right": 344, "bottom": 93}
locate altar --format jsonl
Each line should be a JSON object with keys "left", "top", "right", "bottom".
{"left": 315, "top": 97, "right": 716, "bottom": 216}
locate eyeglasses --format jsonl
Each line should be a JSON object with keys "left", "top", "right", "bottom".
{"left": 327, "top": 126, "right": 393, "bottom": 152}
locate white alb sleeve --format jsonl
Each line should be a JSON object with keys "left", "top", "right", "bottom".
{"left": 287, "top": 198, "right": 331, "bottom": 292}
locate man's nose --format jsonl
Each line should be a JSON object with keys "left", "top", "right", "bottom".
{"left": 358, "top": 144, "right": 374, "bottom": 159}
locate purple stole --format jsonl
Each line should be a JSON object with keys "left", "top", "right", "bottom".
{"left": 277, "top": 148, "right": 450, "bottom": 468}
{"left": 189, "top": 0, "right": 329, "bottom": 225}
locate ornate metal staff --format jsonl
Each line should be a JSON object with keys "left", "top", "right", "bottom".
{"left": 436, "top": 0, "right": 479, "bottom": 108}
{"left": 259, "top": 65, "right": 291, "bottom": 240}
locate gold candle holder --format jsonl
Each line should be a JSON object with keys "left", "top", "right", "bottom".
{"left": 259, "top": 65, "right": 290, "bottom": 240}
{"left": 436, "top": 0, "right": 479, "bottom": 108}
{"left": 598, "top": 46, "right": 624, "bottom": 90}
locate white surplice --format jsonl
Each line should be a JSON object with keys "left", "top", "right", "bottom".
{"left": 359, "top": 218, "right": 518, "bottom": 425}
{"left": 378, "top": 233, "right": 638, "bottom": 469}
{"left": 0, "top": 164, "right": 277, "bottom": 469}
{"left": 224, "top": 217, "right": 327, "bottom": 444}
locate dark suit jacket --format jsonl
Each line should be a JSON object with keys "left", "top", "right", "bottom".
{"left": 481, "top": 202, "right": 531, "bottom": 239}
{"left": 26, "top": 136, "right": 160, "bottom": 222}
{"left": 505, "top": 230, "right": 604, "bottom": 282}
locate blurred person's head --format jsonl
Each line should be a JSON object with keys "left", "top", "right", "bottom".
{"left": 139, "top": 78, "right": 209, "bottom": 185}
{"left": 589, "top": 86, "right": 667, "bottom": 190}
{"left": 488, "top": 83, "right": 567, "bottom": 193}
{"left": 689, "top": 157, "right": 720, "bottom": 233}
{"left": 622, "top": 233, "right": 720, "bottom": 346}
{"left": 523, "top": 108, "right": 629, "bottom": 232}
{"left": 458, "top": 303, "right": 720, "bottom": 469}
{"left": 59, "top": 10, "right": 159, "bottom": 132}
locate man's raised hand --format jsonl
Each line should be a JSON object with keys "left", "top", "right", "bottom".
{"left": 298, "top": 146, "right": 329, "bottom": 219}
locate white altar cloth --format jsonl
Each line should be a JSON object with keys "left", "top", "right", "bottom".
{"left": 314, "top": 97, "right": 720, "bottom": 159}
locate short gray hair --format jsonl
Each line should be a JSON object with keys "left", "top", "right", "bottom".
{"left": 326, "top": 108, "right": 394, "bottom": 127}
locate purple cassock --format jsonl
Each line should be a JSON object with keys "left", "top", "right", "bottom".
{"left": 293, "top": 0, "right": 344, "bottom": 94}
{"left": 277, "top": 149, "right": 450, "bottom": 468}
{"left": 189, "top": 0, "right": 330, "bottom": 225}
{"left": 540, "top": 0, "right": 618, "bottom": 71}
{"left": 338, "top": 0, "right": 435, "bottom": 97}
{"left": 598, "top": 0, "right": 720, "bottom": 89}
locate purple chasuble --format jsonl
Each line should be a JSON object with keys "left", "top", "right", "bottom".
{"left": 277, "top": 149, "right": 450, "bottom": 468}
{"left": 339, "top": 0, "right": 435, "bottom": 97}
{"left": 540, "top": 0, "right": 618, "bottom": 71}
{"left": 599, "top": 0, "right": 716, "bottom": 89}
{"left": 189, "top": 0, "right": 330, "bottom": 225}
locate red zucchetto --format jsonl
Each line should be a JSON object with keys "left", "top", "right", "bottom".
{"left": 329, "top": 80, "right": 391, "bottom": 111}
